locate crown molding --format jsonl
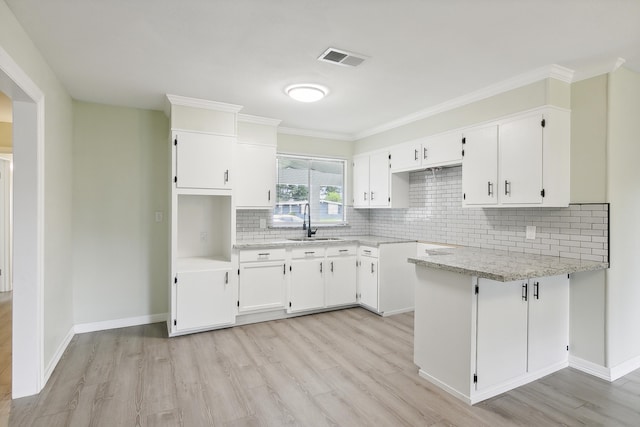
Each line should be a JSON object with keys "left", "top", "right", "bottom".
{"left": 238, "top": 113, "right": 282, "bottom": 127}
{"left": 354, "top": 64, "right": 575, "bottom": 141}
{"left": 572, "top": 57, "right": 627, "bottom": 83}
{"left": 278, "top": 126, "right": 355, "bottom": 141}
{"left": 165, "top": 94, "right": 243, "bottom": 117}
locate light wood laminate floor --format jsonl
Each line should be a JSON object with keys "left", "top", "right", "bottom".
{"left": 5, "top": 307, "right": 640, "bottom": 426}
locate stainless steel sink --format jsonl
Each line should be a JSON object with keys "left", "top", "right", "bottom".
{"left": 287, "top": 237, "right": 343, "bottom": 241}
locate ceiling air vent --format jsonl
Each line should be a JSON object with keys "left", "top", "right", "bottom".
{"left": 318, "top": 48, "right": 368, "bottom": 67}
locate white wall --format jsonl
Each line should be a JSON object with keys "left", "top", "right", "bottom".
{"left": 354, "top": 79, "right": 569, "bottom": 153}
{"left": 72, "top": 101, "right": 169, "bottom": 324}
{"left": 606, "top": 66, "right": 640, "bottom": 369}
{"left": 0, "top": 0, "right": 74, "bottom": 379}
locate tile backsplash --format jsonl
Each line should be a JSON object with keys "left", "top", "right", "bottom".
{"left": 237, "top": 165, "right": 608, "bottom": 263}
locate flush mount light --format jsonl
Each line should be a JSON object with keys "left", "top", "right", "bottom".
{"left": 286, "top": 84, "right": 328, "bottom": 103}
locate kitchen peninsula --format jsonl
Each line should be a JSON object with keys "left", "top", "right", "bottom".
{"left": 408, "top": 247, "right": 608, "bottom": 404}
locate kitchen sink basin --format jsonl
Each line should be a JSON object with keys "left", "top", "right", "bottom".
{"left": 287, "top": 237, "right": 343, "bottom": 242}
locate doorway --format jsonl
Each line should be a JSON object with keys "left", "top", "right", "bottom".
{"left": 0, "top": 45, "right": 45, "bottom": 399}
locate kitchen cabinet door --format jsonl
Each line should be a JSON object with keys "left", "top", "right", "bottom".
{"left": 390, "top": 141, "right": 422, "bottom": 173}
{"left": 368, "top": 151, "right": 390, "bottom": 207}
{"left": 358, "top": 257, "right": 379, "bottom": 310}
{"left": 174, "top": 131, "right": 234, "bottom": 190}
{"left": 289, "top": 259, "right": 325, "bottom": 312}
{"left": 235, "top": 143, "right": 276, "bottom": 208}
{"left": 423, "top": 131, "right": 463, "bottom": 168}
{"left": 528, "top": 275, "right": 569, "bottom": 373}
{"left": 499, "top": 113, "right": 543, "bottom": 205}
{"left": 475, "top": 278, "right": 528, "bottom": 392}
{"left": 462, "top": 125, "right": 498, "bottom": 206}
{"left": 175, "top": 269, "right": 235, "bottom": 331}
{"left": 326, "top": 256, "right": 357, "bottom": 307}
{"left": 353, "top": 155, "right": 370, "bottom": 207}
{"left": 238, "top": 262, "right": 286, "bottom": 313}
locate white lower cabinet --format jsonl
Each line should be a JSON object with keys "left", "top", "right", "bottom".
{"left": 238, "top": 249, "right": 286, "bottom": 313}
{"left": 175, "top": 268, "right": 236, "bottom": 332}
{"left": 289, "top": 249, "right": 326, "bottom": 313}
{"left": 476, "top": 275, "right": 569, "bottom": 392}
{"left": 358, "top": 248, "right": 379, "bottom": 310}
{"left": 325, "top": 246, "right": 357, "bottom": 307}
{"left": 414, "top": 267, "right": 569, "bottom": 404}
{"left": 358, "top": 242, "right": 417, "bottom": 315}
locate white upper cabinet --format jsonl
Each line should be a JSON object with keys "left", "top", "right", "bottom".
{"left": 461, "top": 125, "right": 499, "bottom": 206}
{"left": 353, "top": 151, "right": 409, "bottom": 209}
{"left": 174, "top": 131, "right": 234, "bottom": 190}
{"left": 499, "top": 113, "right": 543, "bottom": 205}
{"left": 390, "top": 130, "right": 463, "bottom": 173}
{"left": 462, "top": 106, "right": 570, "bottom": 208}
{"left": 235, "top": 114, "right": 281, "bottom": 209}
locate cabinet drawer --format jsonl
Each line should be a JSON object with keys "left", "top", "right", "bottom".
{"left": 358, "top": 246, "right": 379, "bottom": 258}
{"left": 291, "top": 247, "right": 325, "bottom": 259}
{"left": 239, "top": 248, "right": 286, "bottom": 263}
{"left": 326, "top": 245, "right": 357, "bottom": 257}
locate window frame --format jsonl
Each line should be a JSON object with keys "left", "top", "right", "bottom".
{"left": 272, "top": 153, "right": 348, "bottom": 228}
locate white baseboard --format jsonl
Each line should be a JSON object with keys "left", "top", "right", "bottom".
{"left": 418, "top": 369, "right": 472, "bottom": 404}
{"left": 382, "top": 307, "right": 414, "bottom": 317}
{"left": 43, "top": 325, "right": 75, "bottom": 385}
{"left": 610, "top": 354, "right": 640, "bottom": 381}
{"left": 569, "top": 355, "right": 611, "bottom": 381}
{"left": 74, "top": 313, "right": 168, "bottom": 334}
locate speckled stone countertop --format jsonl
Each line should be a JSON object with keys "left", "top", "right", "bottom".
{"left": 233, "top": 235, "right": 415, "bottom": 250}
{"left": 408, "top": 246, "right": 608, "bottom": 282}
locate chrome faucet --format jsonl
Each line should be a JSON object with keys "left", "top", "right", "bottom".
{"left": 302, "top": 203, "right": 317, "bottom": 238}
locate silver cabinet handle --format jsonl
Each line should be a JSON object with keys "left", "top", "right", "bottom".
{"left": 225, "top": 271, "right": 229, "bottom": 284}
{"left": 268, "top": 190, "right": 271, "bottom": 201}
{"left": 505, "top": 180, "right": 511, "bottom": 196}
{"left": 224, "top": 169, "right": 229, "bottom": 184}
{"left": 414, "top": 149, "right": 418, "bottom": 161}
{"left": 339, "top": 249, "right": 349, "bottom": 253}
{"left": 283, "top": 264, "right": 286, "bottom": 275}
{"left": 320, "top": 262, "right": 323, "bottom": 273}
{"left": 305, "top": 251, "right": 315, "bottom": 255}
{"left": 534, "top": 281, "right": 540, "bottom": 300}
{"left": 371, "top": 191, "right": 375, "bottom": 200}
{"left": 522, "top": 282, "right": 528, "bottom": 301}
{"left": 364, "top": 192, "right": 368, "bottom": 201}
{"left": 371, "top": 263, "right": 375, "bottom": 274}
{"left": 331, "top": 261, "right": 334, "bottom": 272}
{"left": 258, "top": 252, "right": 270, "bottom": 256}
{"left": 423, "top": 147, "right": 428, "bottom": 159}
{"left": 487, "top": 181, "right": 493, "bottom": 196}
{"left": 363, "top": 249, "right": 371, "bottom": 254}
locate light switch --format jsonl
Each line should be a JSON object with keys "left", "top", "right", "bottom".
{"left": 526, "top": 225, "right": 536, "bottom": 240}
{"left": 155, "top": 211, "right": 163, "bottom": 222}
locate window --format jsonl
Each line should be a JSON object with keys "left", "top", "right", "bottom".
{"left": 273, "top": 155, "right": 346, "bottom": 227}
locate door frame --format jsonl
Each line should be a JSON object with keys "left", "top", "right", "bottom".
{"left": 0, "top": 45, "right": 45, "bottom": 398}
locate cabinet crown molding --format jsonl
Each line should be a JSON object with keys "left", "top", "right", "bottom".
{"left": 238, "top": 114, "right": 282, "bottom": 127}
{"left": 165, "top": 94, "right": 243, "bottom": 116}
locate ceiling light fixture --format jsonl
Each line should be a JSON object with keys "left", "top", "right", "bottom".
{"left": 286, "top": 84, "right": 328, "bottom": 103}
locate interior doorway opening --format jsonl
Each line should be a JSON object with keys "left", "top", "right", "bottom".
{"left": 0, "top": 46, "right": 45, "bottom": 399}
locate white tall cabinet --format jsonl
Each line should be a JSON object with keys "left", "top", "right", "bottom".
{"left": 166, "top": 95, "right": 243, "bottom": 336}
{"left": 235, "top": 114, "right": 281, "bottom": 209}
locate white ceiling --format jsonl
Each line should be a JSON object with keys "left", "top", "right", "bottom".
{"left": 6, "top": 0, "right": 640, "bottom": 139}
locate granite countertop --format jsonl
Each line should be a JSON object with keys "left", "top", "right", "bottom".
{"left": 408, "top": 246, "right": 609, "bottom": 282}
{"left": 233, "top": 235, "right": 415, "bottom": 250}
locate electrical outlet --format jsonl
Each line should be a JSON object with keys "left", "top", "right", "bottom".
{"left": 200, "top": 231, "right": 208, "bottom": 242}
{"left": 526, "top": 225, "right": 536, "bottom": 240}
{"left": 259, "top": 218, "right": 267, "bottom": 229}
{"left": 154, "top": 211, "right": 163, "bottom": 222}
